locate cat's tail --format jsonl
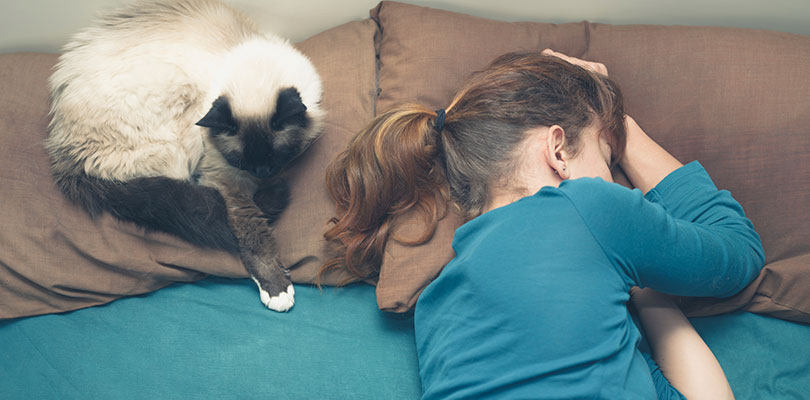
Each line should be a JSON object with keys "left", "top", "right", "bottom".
{"left": 54, "top": 170, "right": 240, "bottom": 253}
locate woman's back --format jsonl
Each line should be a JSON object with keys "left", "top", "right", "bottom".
{"left": 416, "top": 162, "right": 763, "bottom": 399}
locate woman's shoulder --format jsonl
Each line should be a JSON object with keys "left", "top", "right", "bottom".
{"left": 551, "top": 177, "right": 642, "bottom": 206}
{"left": 459, "top": 179, "right": 619, "bottom": 236}
{"left": 546, "top": 177, "right": 650, "bottom": 226}
{"left": 451, "top": 185, "right": 583, "bottom": 250}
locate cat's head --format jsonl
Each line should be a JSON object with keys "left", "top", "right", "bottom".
{"left": 196, "top": 37, "right": 323, "bottom": 179}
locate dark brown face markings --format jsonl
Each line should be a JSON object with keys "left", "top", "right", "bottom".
{"left": 241, "top": 124, "right": 275, "bottom": 178}
{"left": 196, "top": 96, "right": 238, "bottom": 135}
{"left": 200, "top": 87, "right": 315, "bottom": 179}
{"left": 270, "top": 88, "right": 307, "bottom": 131}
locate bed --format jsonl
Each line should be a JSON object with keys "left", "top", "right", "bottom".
{"left": 2, "top": 2, "right": 809, "bottom": 398}
{"left": 2, "top": 279, "right": 809, "bottom": 398}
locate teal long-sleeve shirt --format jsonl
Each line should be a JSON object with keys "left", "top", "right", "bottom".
{"left": 414, "top": 161, "right": 765, "bottom": 399}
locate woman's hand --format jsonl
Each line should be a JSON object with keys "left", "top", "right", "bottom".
{"left": 541, "top": 49, "right": 608, "bottom": 76}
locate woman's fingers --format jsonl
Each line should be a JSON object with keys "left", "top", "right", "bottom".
{"left": 542, "top": 48, "right": 608, "bottom": 76}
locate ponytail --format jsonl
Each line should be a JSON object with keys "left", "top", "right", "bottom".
{"left": 321, "top": 51, "right": 628, "bottom": 283}
{"left": 321, "top": 104, "right": 450, "bottom": 283}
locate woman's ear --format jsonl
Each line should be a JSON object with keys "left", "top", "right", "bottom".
{"left": 546, "top": 125, "right": 570, "bottom": 180}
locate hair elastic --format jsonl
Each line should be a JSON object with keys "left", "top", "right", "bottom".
{"left": 434, "top": 109, "right": 446, "bottom": 132}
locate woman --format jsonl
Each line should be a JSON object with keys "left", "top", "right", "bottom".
{"left": 323, "top": 50, "right": 764, "bottom": 399}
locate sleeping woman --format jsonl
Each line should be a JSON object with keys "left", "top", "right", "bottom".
{"left": 323, "top": 50, "right": 765, "bottom": 399}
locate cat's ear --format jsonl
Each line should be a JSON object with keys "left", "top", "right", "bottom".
{"left": 270, "top": 88, "right": 307, "bottom": 131}
{"left": 197, "top": 96, "right": 237, "bottom": 132}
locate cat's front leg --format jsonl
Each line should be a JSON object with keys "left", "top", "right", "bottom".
{"left": 224, "top": 192, "right": 294, "bottom": 312}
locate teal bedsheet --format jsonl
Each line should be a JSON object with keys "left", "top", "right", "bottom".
{"left": 0, "top": 279, "right": 421, "bottom": 400}
{"left": 691, "top": 312, "right": 810, "bottom": 398}
{"left": 1, "top": 278, "right": 808, "bottom": 399}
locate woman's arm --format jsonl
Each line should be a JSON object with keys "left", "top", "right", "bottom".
{"left": 622, "top": 118, "right": 735, "bottom": 399}
{"left": 544, "top": 49, "right": 758, "bottom": 399}
{"left": 545, "top": 49, "right": 764, "bottom": 296}
{"left": 619, "top": 116, "right": 683, "bottom": 193}
{"left": 632, "top": 288, "right": 735, "bottom": 400}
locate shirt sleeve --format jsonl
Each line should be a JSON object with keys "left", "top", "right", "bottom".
{"left": 641, "top": 351, "right": 687, "bottom": 400}
{"left": 558, "top": 161, "right": 765, "bottom": 297}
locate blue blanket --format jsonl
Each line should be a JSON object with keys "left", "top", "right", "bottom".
{"left": 1, "top": 278, "right": 807, "bottom": 399}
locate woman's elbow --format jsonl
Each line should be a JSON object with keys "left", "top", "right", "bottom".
{"left": 746, "top": 230, "right": 766, "bottom": 278}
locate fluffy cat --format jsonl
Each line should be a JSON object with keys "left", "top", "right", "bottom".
{"left": 45, "top": 0, "right": 324, "bottom": 312}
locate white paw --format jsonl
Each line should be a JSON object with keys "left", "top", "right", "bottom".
{"left": 252, "top": 278, "right": 295, "bottom": 312}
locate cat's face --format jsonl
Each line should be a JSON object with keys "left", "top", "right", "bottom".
{"left": 196, "top": 88, "right": 320, "bottom": 178}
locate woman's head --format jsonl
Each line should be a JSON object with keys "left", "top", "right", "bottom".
{"left": 323, "top": 51, "right": 625, "bottom": 280}
{"left": 440, "top": 52, "right": 625, "bottom": 213}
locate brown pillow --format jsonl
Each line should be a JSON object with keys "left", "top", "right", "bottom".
{"left": 275, "top": 19, "right": 379, "bottom": 285}
{"left": 372, "top": 1, "right": 810, "bottom": 323}
{"left": 0, "top": 19, "right": 379, "bottom": 319}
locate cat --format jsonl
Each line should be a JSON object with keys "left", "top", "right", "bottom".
{"left": 45, "top": 0, "right": 324, "bottom": 312}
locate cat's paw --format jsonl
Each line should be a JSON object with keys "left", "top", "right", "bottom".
{"left": 251, "top": 278, "right": 295, "bottom": 312}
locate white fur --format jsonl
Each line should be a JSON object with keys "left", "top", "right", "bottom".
{"left": 252, "top": 278, "right": 295, "bottom": 312}
{"left": 47, "top": 0, "right": 322, "bottom": 183}
{"left": 209, "top": 37, "right": 322, "bottom": 120}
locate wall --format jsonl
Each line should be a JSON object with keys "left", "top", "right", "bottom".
{"left": 1, "top": 0, "right": 808, "bottom": 54}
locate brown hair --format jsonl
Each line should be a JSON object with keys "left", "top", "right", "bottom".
{"left": 321, "top": 51, "right": 626, "bottom": 282}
